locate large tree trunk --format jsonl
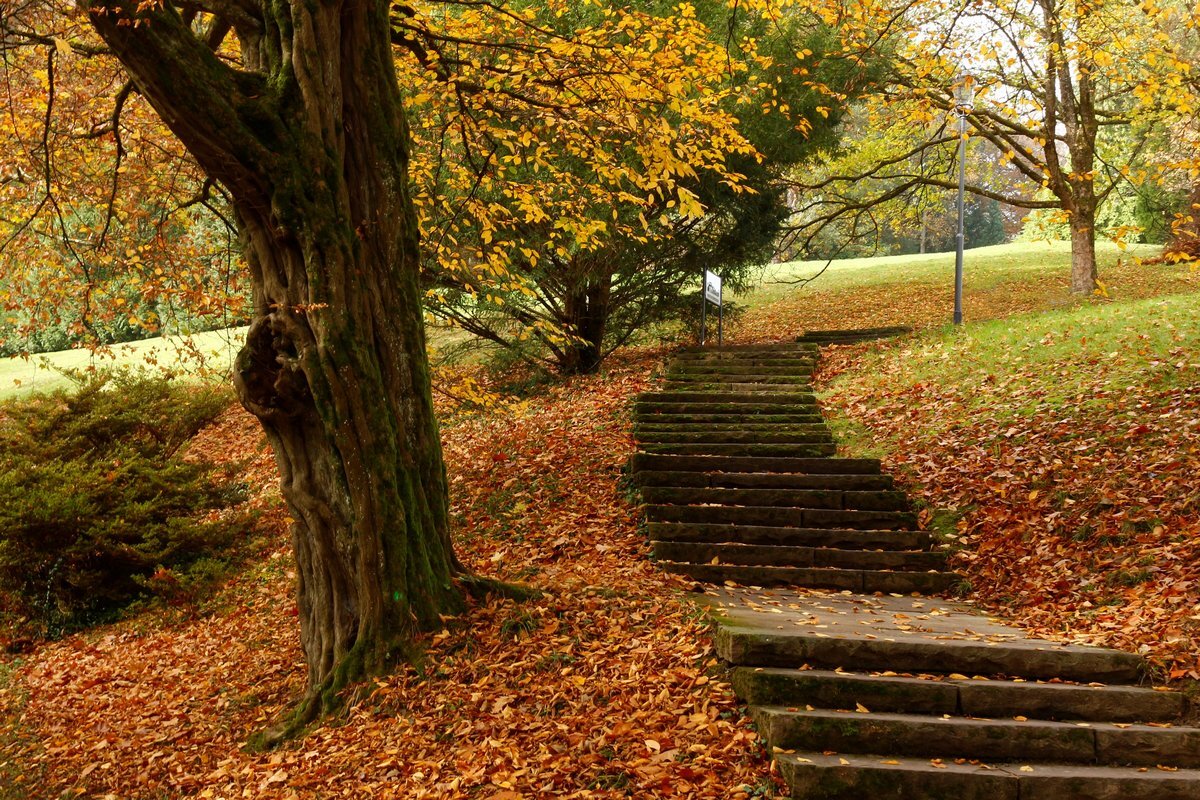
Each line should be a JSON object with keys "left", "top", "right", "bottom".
{"left": 85, "top": 0, "right": 467, "bottom": 739}
{"left": 1068, "top": 203, "right": 1099, "bottom": 294}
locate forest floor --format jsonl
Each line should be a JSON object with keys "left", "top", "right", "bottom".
{"left": 0, "top": 243, "right": 1197, "bottom": 798}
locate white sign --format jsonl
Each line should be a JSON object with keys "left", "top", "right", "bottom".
{"left": 704, "top": 270, "right": 722, "bottom": 306}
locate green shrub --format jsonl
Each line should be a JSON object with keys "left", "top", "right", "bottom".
{"left": 0, "top": 370, "right": 252, "bottom": 636}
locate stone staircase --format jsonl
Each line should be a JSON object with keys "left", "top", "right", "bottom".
{"left": 630, "top": 335, "right": 1200, "bottom": 799}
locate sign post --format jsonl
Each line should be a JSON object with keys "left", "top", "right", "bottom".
{"left": 701, "top": 270, "right": 723, "bottom": 346}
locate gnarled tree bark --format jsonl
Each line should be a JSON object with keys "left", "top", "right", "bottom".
{"left": 83, "top": 0, "right": 469, "bottom": 740}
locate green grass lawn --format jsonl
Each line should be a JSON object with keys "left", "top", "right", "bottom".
{"left": 0, "top": 327, "right": 247, "bottom": 399}
{"left": 746, "top": 240, "right": 1163, "bottom": 306}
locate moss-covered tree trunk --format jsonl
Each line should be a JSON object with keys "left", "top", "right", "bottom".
{"left": 85, "top": 0, "right": 467, "bottom": 737}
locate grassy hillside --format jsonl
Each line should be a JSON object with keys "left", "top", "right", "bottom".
{"left": 819, "top": 286, "right": 1200, "bottom": 675}
{"left": 0, "top": 327, "right": 246, "bottom": 399}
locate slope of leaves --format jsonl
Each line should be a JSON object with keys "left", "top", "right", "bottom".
{"left": 0, "top": 350, "right": 776, "bottom": 799}
{"left": 822, "top": 294, "right": 1200, "bottom": 677}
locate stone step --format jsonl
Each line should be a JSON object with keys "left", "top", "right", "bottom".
{"left": 639, "top": 391, "right": 817, "bottom": 404}
{"left": 651, "top": 541, "right": 945, "bottom": 571}
{"left": 638, "top": 442, "right": 839, "bottom": 458}
{"left": 754, "top": 706, "right": 1200, "bottom": 768}
{"left": 630, "top": 454, "right": 882, "bottom": 475}
{"left": 714, "top": 625, "right": 1143, "bottom": 685}
{"left": 776, "top": 752, "right": 1200, "bottom": 800}
{"left": 636, "top": 414, "right": 826, "bottom": 425}
{"left": 731, "top": 667, "right": 1186, "bottom": 723}
{"left": 660, "top": 382, "right": 815, "bottom": 393}
{"left": 633, "top": 419, "right": 830, "bottom": 431}
{"left": 645, "top": 503, "right": 917, "bottom": 530}
{"left": 680, "top": 342, "right": 819, "bottom": 354}
{"left": 647, "top": 522, "right": 931, "bottom": 550}
{"left": 670, "top": 364, "right": 816, "bottom": 375}
{"left": 635, "top": 402, "right": 820, "bottom": 415}
{"left": 659, "top": 562, "right": 958, "bottom": 594}
{"left": 663, "top": 379, "right": 815, "bottom": 389}
{"left": 640, "top": 486, "right": 907, "bottom": 511}
{"left": 674, "top": 349, "right": 818, "bottom": 360}
{"left": 796, "top": 326, "right": 912, "bottom": 343}
{"left": 636, "top": 432, "right": 835, "bottom": 446}
{"left": 632, "top": 471, "right": 893, "bottom": 491}
{"left": 666, "top": 372, "right": 813, "bottom": 382}
{"left": 672, "top": 357, "right": 819, "bottom": 368}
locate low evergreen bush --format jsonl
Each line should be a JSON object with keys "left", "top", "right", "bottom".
{"left": 0, "top": 370, "right": 253, "bottom": 636}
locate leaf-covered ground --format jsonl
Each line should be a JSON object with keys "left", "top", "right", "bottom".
{"left": 821, "top": 294, "right": 1200, "bottom": 679}
{"left": 0, "top": 351, "right": 776, "bottom": 799}
{"left": 2, "top": 245, "right": 1196, "bottom": 798}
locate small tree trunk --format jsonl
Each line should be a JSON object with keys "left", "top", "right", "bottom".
{"left": 1069, "top": 204, "right": 1099, "bottom": 294}
{"left": 559, "top": 273, "right": 612, "bottom": 375}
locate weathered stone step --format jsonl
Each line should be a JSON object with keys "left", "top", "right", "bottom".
{"left": 732, "top": 667, "right": 1186, "bottom": 723}
{"left": 776, "top": 752, "right": 1200, "bottom": 800}
{"left": 755, "top": 706, "right": 1200, "bottom": 768}
{"left": 648, "top": 522, "right": 930, "bottom": 550}
{"left": 639, "top": 391, "right": 817, "bottom": 404}
{"left": 672, "top": 350, "right": 820, "bottom": 362}
{"left": 662, "top": 379, "right": 814, "bottom": 390}
{"left": 636, "top": 432, "right": 835, "bottom": 446}
{"left": 638, "top": 442, "right": 839, "bottom": 458}
{"left": 646, "top": 503, "right": 917, "bottom": 530}
{"left": 660, "top": 383, "right": 816, "bottom": 394}
{"left": 632, "top": 471, "right": 892, "bottom": 491}
{"left": 659, "top": 562, "right": 957, "bottom": 594}
{"left": 634, "top": 422, "right": 831, "bottom": 434}
{"left": 633, "top": 407, "right": 820, "bottom": 419}
{"left": 796, "top": 326, "right": 912, "bottom": 344}
{"left": 640, "top": 486, "right": 907, "bottom": 511}
{"left": 713, "top": 619, "right": 1143, "bottom": 684}
{"left": 680, "top": 342, "right": 819, "bottom": 354}
{"left": 670, "top": 364, "right": 816, "bottom": 375}
{"left": 633, "top": 417, "right": 820, "bottom": 429}
{"left": 635, "top": 402, "right": 820, "bottom": 415}
{"left": 630, "top": 454, "right": 881, "bottom": 475}
{"left": 652, "top": 541, "right": 945, "bottom": 571}
{"left": 672, "top": 358, "right": 819, "bottom": 369}
{"left": 663, "top": 378, "right": 814, "bottom": 388}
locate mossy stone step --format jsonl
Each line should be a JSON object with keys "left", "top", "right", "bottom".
{"left": 732, "top": 667, "right": 1186, "bottom": 723}
{"left": 639, "top": 391, "right": 817, "bottom": 403}
{"left": 638, "top": 442, "right": 838, "bottom": 458}
{"left": 636, "top": 432, "right": 835, "bottom": 446}
{"left": 796, "top": 326, "right": 913, "bottom": 344}
{"left": 634, "top": 414, "right": 827, "bottom": 426}
{"left": 672, "top": 357, "right": 819, "bottom": 367}
{"left": 660, "top": 383, "right": 816, "bottom": 394}
{"left": 634, "top": 422, "right": 831, "bottom": 433}
{"left": 669, "top": 364, "right": 815, "bottom": 375}
{"left": 635, "top": 402, "right": 820, "bottom": 415}
{"left": 629, "top": 454, "right": 882, "bottom": 475}
{"left": 777, "top": 752, "right": 1200, "bottom": 800}
{"left": 662, "top": 376, "right": 820, "bottom": 386}
{"left": 659, "top": 562, "right": 958, "bottom": 594}
{"left": 755, "top": 706, "right": 1200, "bottom": 768}
{"left": 640, "top": 486, "right": 906, "bottom": 511}
{"left": 632, "top": 471, "right": 892, "bottom": 491}
{"left": 646, "top": 503, "right": 917, "bottom": 530}
{"left": 647, "top": 522, "right": 931, "bottom": 550}
{"left": 651, "top": 541, "right": 945, "bottom": 571}
{"left": 679, "top": 342, "right": 819, "bottom": 354}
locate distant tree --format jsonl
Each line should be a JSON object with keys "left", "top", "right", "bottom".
{"left": 785, "top": 0, "right": 1200, "bottom": 293}
{"left": 964, "top": 198, "right": 1007, "bottom": 249}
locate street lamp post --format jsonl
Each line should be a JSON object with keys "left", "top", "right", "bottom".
{"left": 953, "top": 75, "right": 975, "bottom": 326}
